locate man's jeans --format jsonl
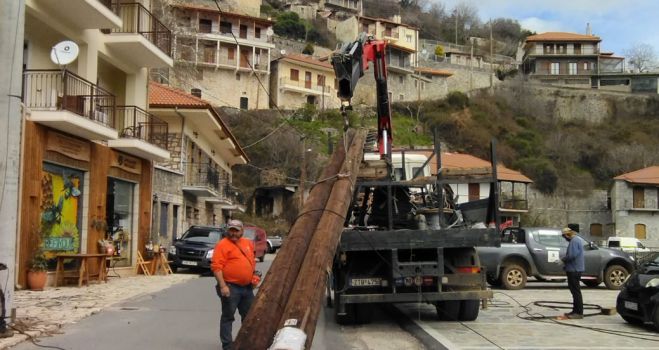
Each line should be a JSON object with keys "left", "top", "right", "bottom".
{"left": 220, "top": 283, "right": 254, "bottom": 350}
{"left": 566, "top": 271, "right": 583, "bottom": 315}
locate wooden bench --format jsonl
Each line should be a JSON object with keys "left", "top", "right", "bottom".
{"left": 54, "top": 253, "right": 108, "bottom": 287}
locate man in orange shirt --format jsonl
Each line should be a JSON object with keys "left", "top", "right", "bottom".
{"left": 211, "top": 219, "right": 256, "bottom": 350}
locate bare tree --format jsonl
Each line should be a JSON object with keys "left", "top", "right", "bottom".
{"left": 624, "top": 43, "right": 658, "bottom": 72}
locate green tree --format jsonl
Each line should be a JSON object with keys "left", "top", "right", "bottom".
{"left": 273, "top": 12, "right": 306, "bottom": 40}
{"left": 302, "top": 43, "right": 314, "bottom": 55}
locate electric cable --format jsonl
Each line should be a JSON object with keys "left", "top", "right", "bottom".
{"left": 9, "top": 321, "right": 68, "bottom": 350}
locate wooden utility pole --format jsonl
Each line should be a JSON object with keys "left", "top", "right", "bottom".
{"left": 299, "top": 136, "right": 307, "bottom": 210}
{"left": 233, "top": 132, "right": 353, "bottom": 350}
{"left": 276, "top": 129, "right": 367, "bottom": 349}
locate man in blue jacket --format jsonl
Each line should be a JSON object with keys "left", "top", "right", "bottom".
{"left": 560, "top": 227, "right": 585, "bottom": 319}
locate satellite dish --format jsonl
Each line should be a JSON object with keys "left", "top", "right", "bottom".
{"left": 50, "top": 40, "right": 79, "bottom": 66}
{"left": 266, "top": 28, "right": 274, "bottom": 36}
{"left": 280, "top": 49, "right": 287, "bottom": 55}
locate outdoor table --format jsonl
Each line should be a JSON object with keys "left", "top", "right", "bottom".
{"left": 54, "top": 253, "right": 108, "bottom": 287}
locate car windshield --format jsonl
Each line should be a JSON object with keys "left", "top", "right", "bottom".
{"left": 243, "top": 228, "right": 256, "bottom": 240}
{"left": 181, "top": 228, "right": 223, "bottom": 243}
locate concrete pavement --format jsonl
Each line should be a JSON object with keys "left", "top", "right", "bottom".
{"left": 0, "top": 273, "right": 198, "bottom": 349}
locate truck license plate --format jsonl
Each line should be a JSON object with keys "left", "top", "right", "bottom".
{"left": 625, "top": 301, "right": 638, "bottom": 311}
{"left": 181, "top": 260, "right": 198, "bottom": 266}
{"left": 350, "top": 278, "right": 381, "bottom": 287}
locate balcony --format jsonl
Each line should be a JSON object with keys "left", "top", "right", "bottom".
{"left": 27, "top": 0, "right": 122, "bottom": 30}
{"left": 279, "top": 77, "right": 331, "bottom": 96}
{"left": 23, "top": 70, "right": 118, "bottom": 141}
{"left": 325, "top": 0, "right": 360, "bottom": 12}
{"left": 104, "top": 2, "right": 173, "bottom": 68}
{"left": 108, "top": 106, "right": 170, "bottom": 161}
{"left": 183, "top": 163, "right": 223, "bottom": 197}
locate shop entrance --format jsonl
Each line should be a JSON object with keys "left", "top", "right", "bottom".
{"left": 106, "top": 178, "right": 135, "bottom": 267}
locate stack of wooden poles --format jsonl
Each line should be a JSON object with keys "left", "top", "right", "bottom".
{"left": 233, "top": 129, "right": 368, "bottom": 350}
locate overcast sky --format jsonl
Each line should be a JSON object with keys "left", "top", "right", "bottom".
{"left": 432, "top": 0, "right": 658, "bottom": 55}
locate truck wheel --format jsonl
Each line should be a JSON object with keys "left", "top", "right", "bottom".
{"left": 267, "top": 242, "right": 273, "bottom": 254}
{"left": 459, "top": 300, "right": 480, "bottom": 321}
{"left": 653, "top": 304, "right": 659, "bottom": 331}
{"left": 335, "top": 303, "right": 355, "bottom": 325}
{"left": 354, "top": 303, "right": 373, "bottom": 324}
{"left": 500, "top": 264, "right": 527, "bottom": 290}
{"left": 604, "top": 265, "right": 629, "bottom": 290}
{"left": 582, "top": 279, "right": 601, "bottom": 288}
{"left": 486, "top": 276, "right": 501, "bottom": 287}
{"left": 436, "top": 300, "right": 461, "bottom": 321}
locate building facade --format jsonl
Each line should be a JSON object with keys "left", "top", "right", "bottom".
{"left": 148, "top": 83, "right": 248, "bottom": 248}
{"left": 168, "top": 3, "right": 275, "bottom": 110}
{"left": 611, "top": 166, "right": 659, "bottom": 246}
{"left": 19, "top": 0, "right": 173, "bottom": 286}
{"left": 269, "top": 54, "right": 340, "bottom": 110}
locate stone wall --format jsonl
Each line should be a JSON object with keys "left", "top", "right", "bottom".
{"left": 153, "top": 168, "right": 184, "bottom": 246}
{"left": 271, "top": 36, "right": 334, "bottom": 60}
{"left": 494, "top": 81, "right": 659, "bottom": 123}
{"left": 611, "top": 180, "right": 659, "bottom": 246}
{"left": 418, "top": 57, "right": 497, "bottom": 93}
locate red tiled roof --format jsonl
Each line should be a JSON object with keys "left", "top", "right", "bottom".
{"left": 614, "top": 166, "right": 659, "bottom": 185}
{"left": 414, "top": 67, "right": 453, "bottom": 77}
{"left": 149, "top": 82, "right": 209, "bottom": 108}
{"left": 172, "top": 3, "right": 274, "bottom": 25}
{"left": 407, "top": 150, "right": 533, "bottom": 183}
{"left": 282, "top": 54, "right": 333, "bottom": 70}
{"left": 525, "top": 32, "right": 601, "bottom": 42}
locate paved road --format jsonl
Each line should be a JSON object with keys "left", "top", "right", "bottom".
{"left": 397, "top": 279, "right": 659, "bottom": 349}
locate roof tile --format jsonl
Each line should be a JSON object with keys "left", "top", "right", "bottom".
{"left": 149, "top": 82, "right": 209, "bottom": 108}
{"left": 614, "top": 166, "right": 659, "bottom": 185}
{"left": 526, "top": 32, "right": 601, "bottom": 42}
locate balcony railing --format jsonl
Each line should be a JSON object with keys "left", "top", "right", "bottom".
{"left": 116, "top": 106, "right": 169, "bottom": 149}
{"left": 185, "top": 163, "right": 221, "bottom": 193}
{"left": 23, "top": 69, "right": 116, "bottom": 128}
{"left": 110, "top": 2, "right": 172, "bottom": 56}
{"left": 280, "top": 77, "right": 329, "bottom": 93}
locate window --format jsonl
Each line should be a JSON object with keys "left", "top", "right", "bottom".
{"left": 304, "top": 71, "right": 312, "bottom": 88}
{"left": 550, "top": 62, "right": 560, "bottom": 75}
{"left": 590, "top": 223, "right": 602, "bottom": 237}
{"left": 411, "top": 167, "right": 423, "bottom": 179}
{"left": 398, "top": 76, "right": 403, "bottom": 84}
{"left": 406, "top": 34, "right": 412, "bottom": 43}
{"left": 239, "top": 25, "right": 248, "bottom": 39}
{"left": 317, "top": 74, "right": 325, "bottom": 87}
{"left": 228, "top": 47, "right": 235, "bottom": 60}
{"left": 583, "top": 62, "right": 589, "bottom": 70}
{"left": 533, "top": 229, "right": 567, "bottom": 247}
{"left": 574, "top": 43, "right": 582, "bottom": 54}
{"left": 468, "top": 183, "right": 480, "bottom": 201}
{"left": 543, "top": 44, "right": 554, "bottom": 54}
{"left": 290, "top": 69, "right": 299, "bottom": 81}
{"left": 235, "top": 73, "right": 240, "bottom": 81}
{"left": 199, "top": 19, "right": 212, "bottom": 33}
{"left": 557, "top": 44, "right": 567, "bottom": 54}
{"left": 255, "top": 27, "right": 261, "bottom": 39}
{"left": 240, "top": 97, "right": 248, "bottom": 110}
{"left": 220, "top": 21, "right": 232, "bottom": 34}
{"left": 635, "top": 224, "right": 647, "bottom": 240}
{"left": 633, "top": 186, "right": 645, "bottom": 208}
{"left": 399, "top": 94, "right": 404, "bottom": 100}
{"left": 159, "top": 202, "right": 169, "bottom": 237}
{"left": 568, "top": 62, "right": 577, "bottom": 75}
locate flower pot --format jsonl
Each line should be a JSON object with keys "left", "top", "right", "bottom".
{"left": 27, "top": 270, "right": 47, "bottom": 291}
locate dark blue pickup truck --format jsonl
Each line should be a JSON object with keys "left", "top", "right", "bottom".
{"left": 477, "top": 227, "right": 635, "bottom": 290}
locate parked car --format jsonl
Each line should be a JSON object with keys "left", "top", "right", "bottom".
{"left": 607, "top": 237, "right": 650, "bottom": 253}
{"left": 267, "top": 235, "right": 283, "bottom": 254}
{"left": 243, "top": 225, "right": 268, "bottom": 262}
{"left": 168, "top": 225, "right": 224, "bottom": 273}
{"left": 617, "top": 252, "right": 659, "bottom": 329}
{"left": 477, "top": 227, "right": 635, "bottom": 290}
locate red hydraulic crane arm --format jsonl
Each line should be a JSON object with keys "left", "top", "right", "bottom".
{"left": 332, "top": 34, "right": 393, "bottom": 161}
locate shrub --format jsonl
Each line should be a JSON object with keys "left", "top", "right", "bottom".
{"left": 446, "top": 91, "right": 469, "bottom": 109}
{"left": 302, "top": 43, "right": 314, "bottom": 55}
{"left": 273, "top": 12, "right": 306, "bottom": 40}
{"left": 434, "top": 45, "right": 444, "bottom": 57}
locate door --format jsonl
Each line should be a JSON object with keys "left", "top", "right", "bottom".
{"left": 468, "top": 183, "right": 480, "bottom": 202}
{"left": 106, "top": 178, "right": 135, "bottom": 267}
{"left": 305, "top": 71, "right": 312, "bottom": 89}
{"left": 528, "top": 228, "right": 567, "bottom": 275}
{"left": 172, "top": 205, "right": 179, "bottom": 240}
{"left": 239, "top": 25, "right": 247, "bottom": 39}
{"left": 239, "top": 97, "right": 248, "bottom": 109}
{"left": 635, "top": 224, "right": 647, "bottom": 239}
{"left": 582, "top": 240, "right": 601, "bottom": 276}
{"left": 159, "top": 202, "right": 168, "bottom": 238}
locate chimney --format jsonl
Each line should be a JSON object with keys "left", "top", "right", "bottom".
{"left": 586, "top": 23, "right": 592, "bottom": 36}
{"left": 191, "top": 88, "right": 202, "bottom": 98}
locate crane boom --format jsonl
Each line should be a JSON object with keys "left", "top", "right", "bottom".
{"left": 332, "top": 34, "right": 392, "bottom": 162}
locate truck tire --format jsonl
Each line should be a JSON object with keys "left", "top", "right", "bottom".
{"left": 604, "top": 265, "right": 629, "bottom": 290}
{"left": 486, "top": 275, "right": 501, "bottom": 287}
{"left": 334, "top": 302, "right": 356, "bottom": 325}
{"left": 500, "top": 264, "right": 527, "bottom": 290}
{"left": 354, "top": 303, "right": 373, "bottom": 324}
{"left": 459, "top": 300, "right": 480, "bottom": 321}
{"left": 436, "top": 300, "right": 461, "bottom": 321}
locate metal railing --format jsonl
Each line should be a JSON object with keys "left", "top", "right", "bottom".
{"left": 111, "top": 2, "right": 172, "bottom": 56}
{"left": 23, "top": 69, "right": 116, "bottom": 128}
{"left": 185, "top": 163, "right": 221, "bottom": 193}
{"left": 280, "top": 77, "right": 328, "bottom": 93}
{"left": 116, "top": 106, "right": 169, "bottom": 149}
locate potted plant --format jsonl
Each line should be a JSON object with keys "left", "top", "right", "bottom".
{"left": 27, "top": 249, "right": 48, "bottom": 291}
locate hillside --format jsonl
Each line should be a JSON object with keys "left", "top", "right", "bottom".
{"left": 222, "top": 86, "right": 659, "bottom": 206}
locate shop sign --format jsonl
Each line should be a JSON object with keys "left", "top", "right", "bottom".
{"left": 43, "top": 237, "right": 75, "bottom": 251}
{"left": 112, "top": 152, "right": 142, "bottom": 174}
{"left": 45, "top": 131, "right": 90, "bottom": 162}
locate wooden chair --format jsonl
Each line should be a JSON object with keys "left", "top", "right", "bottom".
{"left": 135, "top": 251, "right": 153, "bottom": 276}
{"left": 152, "top": 252, "right": 173, "bottom": 275}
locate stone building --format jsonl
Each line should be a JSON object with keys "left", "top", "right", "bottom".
{"left": 269, "top": 54, "right": 341, "bottom": 110}
{"left": 148, "top": 82, "right": 248, "bottom": 247}
{"left": 611, "top": 166, "right": 659, "bottom": 246}
{"left": 168, "top": 3, "right": 275, "bottom": 109}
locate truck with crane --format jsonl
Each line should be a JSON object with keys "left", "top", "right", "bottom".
{"left": 329, "top": 34, "right": 501, "bottom": 323}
